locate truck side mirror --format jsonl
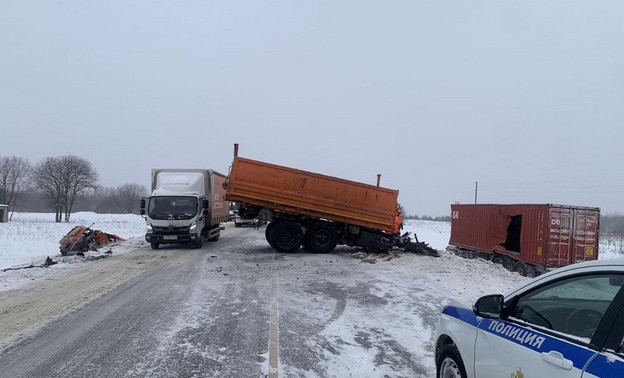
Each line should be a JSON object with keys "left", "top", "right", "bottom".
{"left": 203, "top": 199, "right": 209, "bottom": 209}
{"left": 140, "top": 198, "right": 146, "bottom": 216}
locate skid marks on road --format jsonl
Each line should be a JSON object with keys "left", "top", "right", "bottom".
{"left": 354, "top": 327, "right": 428, "bottom": 375}
{"left": 349, "top": 251, "right": 402, "bottom": 264}
{"left": 304, "top": 282, "right": 348, "bottom": 333}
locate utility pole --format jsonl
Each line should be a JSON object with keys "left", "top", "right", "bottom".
{"left": 474, "top": 181, "right": 478, "bottom": 204}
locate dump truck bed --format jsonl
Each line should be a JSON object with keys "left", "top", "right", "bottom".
{"left": 225, "top": 157, "right": 398, "bottom": 233}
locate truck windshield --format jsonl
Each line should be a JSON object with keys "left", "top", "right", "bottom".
{"left": 148, "top": 196, "right": 198, "bottom": 220}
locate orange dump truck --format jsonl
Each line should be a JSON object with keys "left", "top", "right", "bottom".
{"left": 224, "top": 145, "right": 434, "bottom": 254}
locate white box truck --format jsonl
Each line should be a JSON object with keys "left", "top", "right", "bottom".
{"left": 140, "top": 169, "right": 229, "bottom": 249}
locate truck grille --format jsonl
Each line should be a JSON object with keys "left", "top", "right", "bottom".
{"left": 152, "top": 226, "right": 190, "bottom": 234}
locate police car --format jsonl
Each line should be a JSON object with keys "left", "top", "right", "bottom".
{"left": 434, "top": 259, "right": 624, "bottom": 377}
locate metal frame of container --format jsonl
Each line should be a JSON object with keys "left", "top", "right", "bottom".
{"left": 449, "top": 204, "right": 600, "bottom": 270}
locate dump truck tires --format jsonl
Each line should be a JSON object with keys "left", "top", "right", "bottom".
{"left": 151, "top": 242, "right": 159, "bottom": 250}
{"left": 269, "top": 220, "right": 303, "bottom": 253}
{"left": 305, "top": 222, "right": 337, "bottom": 253}
{"left": 265, "top": 222, "right": 276, "bottom": 248}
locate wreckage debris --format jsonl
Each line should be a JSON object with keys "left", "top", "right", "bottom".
{"left": 59, "top": 225, "right": 126, "bottom": 255}
{"left": 394, "top": 232, "right": 440, "bottom": 257}
{"left": 2, "top": 257, "right": 57, "bottom": 272}
{"left": 405, "top": 241, "right": 440, "bottom": 257}
{"left": 45, "top": 256, "right": 57, "bottom": 266}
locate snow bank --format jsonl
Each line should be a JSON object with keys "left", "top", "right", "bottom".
{"left": 402, "top": 219, "right": 450, "bottom": 251}
{"left": 600, "top": 234, "right": 624, "bottom": 260}
{"left": 0, "top": 212, "right": 146, "bottom": 270}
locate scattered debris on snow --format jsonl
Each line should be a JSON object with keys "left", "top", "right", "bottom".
{"left": 59, "top": 224, "right": 126, "bottom": 255}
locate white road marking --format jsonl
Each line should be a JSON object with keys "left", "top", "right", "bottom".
{"left": 268, "top": 269, "right": 279, "bottom": 378}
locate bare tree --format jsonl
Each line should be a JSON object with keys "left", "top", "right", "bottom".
{"left": 116, "top": 183, "right": 148, "bottom": 213}
{"left": 33, "top": 157, "right": 64, "bottom": 222}
{"left": 59, "top": 156, "right": 98, "bottom": 222}
{"left": 33, "top": 156, "right": 98, "bottom": 222}
{"left": 0, "top": 156, "right": 31, "bottom": 218}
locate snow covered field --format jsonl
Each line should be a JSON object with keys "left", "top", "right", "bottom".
{"left": 1, "top": 214, "right": 622, "bottom": 294}
{"left": 0, "top": 212, "right": 147, "bottom": 291}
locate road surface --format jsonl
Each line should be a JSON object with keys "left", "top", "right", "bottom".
{"left": 0, "top": 223, "right": 508, "bottom": 377}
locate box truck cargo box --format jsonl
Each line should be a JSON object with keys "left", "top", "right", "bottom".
{"left": 141, "top": 169, "right": 228, "bottom": 249}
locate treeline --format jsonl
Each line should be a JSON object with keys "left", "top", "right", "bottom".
{"left": 601, "top": 214, "right": 624, "bottom": 234}
{"left": 406, "top": 212, "right": 624, "bottom": 234}
{"left": 14, "top": 184, "right": 148, "bottom": 215}
{"left": 405, "top": 214, "right": 452, "bottom": 222}
{"left": 1, "top": 155, "right": 147, "bottom": 221}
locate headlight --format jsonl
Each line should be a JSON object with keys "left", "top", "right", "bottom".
{"left": 189, "top": 222, "right": 197, "bottom": 233}
{"left": 146, "top": 223, "right": 153, "bottom": 233}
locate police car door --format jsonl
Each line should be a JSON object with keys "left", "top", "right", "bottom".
{"left": 474, "top": 273, "right": 624, "bottom": 377}
{"left": 582, "top": 279, "right": 624, "bottom": 377}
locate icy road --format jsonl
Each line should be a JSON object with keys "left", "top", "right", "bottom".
{"left": 0, "top": 223, "right": 529, "bottom": 377}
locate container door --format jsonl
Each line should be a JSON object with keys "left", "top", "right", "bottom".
{"left": 571, "top": 208, "right": 599, "bottom": 263}
{"left": 548, "top": 207, "right": 573, "bottom": 267}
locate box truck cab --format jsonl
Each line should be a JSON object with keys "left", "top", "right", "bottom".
{"left": 141, "top": 169, "right": 228, "bottom": 249}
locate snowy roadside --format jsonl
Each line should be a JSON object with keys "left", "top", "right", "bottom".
{"left": 1, "top": 215, "right": 622, "bottom": 295}
{"left": 0, "top": 212, "right": 147, "bottom": 292}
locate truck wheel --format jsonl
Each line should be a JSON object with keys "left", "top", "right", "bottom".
{"left": 151, "top": 242, "right": 159, "bottom": 250}
{"left": 209, "top": 233, "right": 220, "bottom": 242}
{"left": 305, "top": 222, "right": 337, "bottom": 253}
{"left": 513, "top": 262, "right": 527, "bottom": 276}
{"left": 502, "top": 258, "right": 515, "bottom": 271}
{"left": 436, "top": 344, "right": 467, "bottom": 378}
{"left": 265, "top": 222, "right": 276, "bottom": 247}
{"left": 269, "top": 221, "right": 303, "bottom": 253}
{"left": 235, "top": 222, "right": 241, "bottom": 228}
{"left": 193, "top": 238, "right": 203, "bottom": 248}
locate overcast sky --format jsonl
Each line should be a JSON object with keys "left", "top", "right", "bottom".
{"left": 1, "top": 1, "right": 623, "bottom": 216}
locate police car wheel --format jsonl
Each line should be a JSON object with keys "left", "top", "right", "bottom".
{"left": 437, "top": 344, "right": 467, "bottom": 378}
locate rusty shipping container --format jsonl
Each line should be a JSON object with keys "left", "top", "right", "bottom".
{"left": 225, "top": 157, "right": 398, "bottom": 233}
{"left": 449, "top": 204, "right": 600, "bottom": 273}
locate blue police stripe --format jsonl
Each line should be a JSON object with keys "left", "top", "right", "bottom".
{"left": 478, "top": 318, "right": 595, "bottom": 370}
{"left": 443, "top": 306, "right": 624, "bottom": 373}
{"left": 585, "top": 353, "right": 624, "bottom": 376}
{"left": 442, "top": 306, "right": 479, "bottom": 327}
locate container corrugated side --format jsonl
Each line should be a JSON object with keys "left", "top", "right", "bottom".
{"left": 450, "top": 204, "right": 600, "bottom": 269}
